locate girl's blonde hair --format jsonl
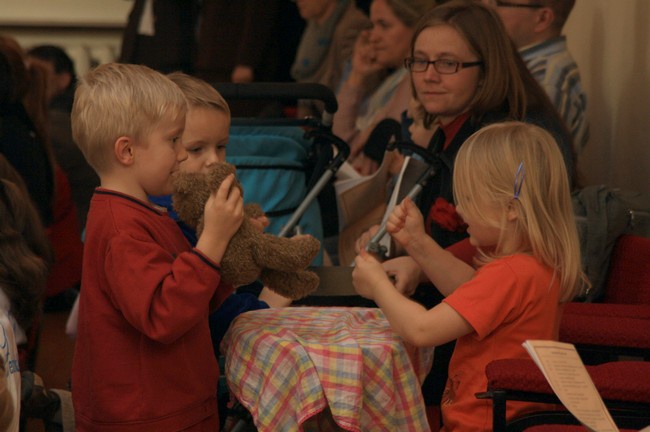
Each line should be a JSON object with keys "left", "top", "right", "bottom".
{"left": 71, "top": 63, "right": 187, "bottom": 174}
{"left": 453, "top": 122, "right": 587, "bottom": 302}
{"left": 167, "top": 72, "right": 230, "bottom": 115}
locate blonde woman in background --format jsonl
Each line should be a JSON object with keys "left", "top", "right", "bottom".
{"left": 333, "top": 0, "right": 437, "bottom": 172}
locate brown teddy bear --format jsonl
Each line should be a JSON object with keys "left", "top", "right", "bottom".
{"left": 172, "top": 162, "right": 320, "bottom": 300}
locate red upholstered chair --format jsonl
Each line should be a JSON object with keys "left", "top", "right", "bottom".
{"left": 476, "top": 234, "right": 650, "bottom": 430}
{"left": 560, "top": 234, "right": 650, "bottom": 363}
{"left": 477, "top": 359, "right": 650, "bottom": 431}
{"left": 520, "top": 426, "right": 640, "bottom": 432}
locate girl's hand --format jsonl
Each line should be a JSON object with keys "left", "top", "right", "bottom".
{"left": 355, "top": 224, "right": 381, "bottom": 255}
{"left": 202, "top": 174, "right": 244, "bottom": 242}
{"left": 382, "top": 256, "right": 422, "bottom": 296}
{"left": 352, "top": 249, "right": 392, "bottom": 300}
{"left": 387, "top": 197, "right": 425, "bottom": 250}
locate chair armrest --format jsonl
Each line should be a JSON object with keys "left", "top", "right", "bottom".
{"left": 479, "top": 359, "right": 650, "bottom": 431}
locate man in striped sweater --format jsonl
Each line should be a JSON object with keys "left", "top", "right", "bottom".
{"left": 486, "top": 0, "right": 589, "bottom": 155}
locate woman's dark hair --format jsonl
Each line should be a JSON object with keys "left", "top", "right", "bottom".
{"left": 0, "top": 155, "right": 52, "bottom": 331}
{"left": 27, "top": 44, "right": 77, "bottom": 89}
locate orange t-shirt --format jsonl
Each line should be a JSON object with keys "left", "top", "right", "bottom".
{"left": 441, "top": 254, "right": 563, "bottom": 431}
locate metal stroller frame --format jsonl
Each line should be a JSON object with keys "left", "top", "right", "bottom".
{"left": 365, "top": 141, "right": 441, "bottom": 261}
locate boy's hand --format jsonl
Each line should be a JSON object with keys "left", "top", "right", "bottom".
{"left": 197, "top": 174, "right": 244, "bottom": 262}
{"left": 352, "top": 249, "right": 392, "bottom": 300}
{"left": 387, "top": 197, "right": 425, "bottom": 250}
{"left": 205, "top": 174, "right": 244, "bottom": 239}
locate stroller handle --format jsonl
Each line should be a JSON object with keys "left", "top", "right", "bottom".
{"left": 212, "top": 82, "right": 338, "bottom": 117}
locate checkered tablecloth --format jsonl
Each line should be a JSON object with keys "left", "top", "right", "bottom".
{"left": 221, "top": 307, "right": 434, "bottom": 432}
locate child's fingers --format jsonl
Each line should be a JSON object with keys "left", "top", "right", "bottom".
{"left": 401, "top": 196, "right": 415, "bottom": 212}
{"left": 386, "top": 205, "right": 406, "bottom": 234}
{"left": 216, "top": 174, "right": 235, "bottom": 200}
{"left": 402, "top": 197, "right": 424, "bottom": 225}
{"left": 219, "top": 177, "right": 243, "bottom": 213}
{"left": 355, "top": 225, "right": 379, "bottom": 253}
{"left": 403, "top": 197, "right": 420, "bottom": 215}
{"left": 227, "top": 186, "right": 242, "bottom": 206}
{"left": 359, "top": 248, "right": 381, "bottom": 265}
{"left": 392, "top": 199, "right": 408, "bottom": 219}
{"left": 386, "top": 217, "right": 402, "bottom": 235}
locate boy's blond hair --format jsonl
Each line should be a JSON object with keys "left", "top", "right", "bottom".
{"left": 453, "top": 121, "right": 588, "bottom": 302}
{"left": 71, "top": 63, "right": 187, "bottom": 174}
{"left": 167, "top": 72, "right": 230, "bottom": 115}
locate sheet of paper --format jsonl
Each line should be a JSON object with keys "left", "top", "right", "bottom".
{"left": 522, "top": 340, "right": 619, "bottom": 432}
{"left": 336, "top": 160, "right": 362, "bottom": 182}
{"left": 335, "top": 156, "right": 393, "bottom": 231}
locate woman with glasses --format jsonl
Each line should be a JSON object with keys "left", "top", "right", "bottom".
{"left": 404, "top": 0, "right": 574, "bottom": 251}
{"left": 354, "top": 1, "right": 575, "bottom": 428}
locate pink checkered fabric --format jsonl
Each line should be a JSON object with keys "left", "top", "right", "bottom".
{"left": 221, "top": 307, "right": 434, "bottom": 432}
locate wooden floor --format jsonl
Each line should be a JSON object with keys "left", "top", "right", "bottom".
{"left": 26, "top": 311, "right": 76, "bottom": 432}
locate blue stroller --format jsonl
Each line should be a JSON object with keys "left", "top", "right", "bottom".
{"left": 214, "top": 83, "right": 349, "bottom": 266}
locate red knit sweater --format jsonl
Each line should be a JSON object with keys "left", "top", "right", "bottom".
{"left": 72, "top": 189, "right": 232, "bottom": 431}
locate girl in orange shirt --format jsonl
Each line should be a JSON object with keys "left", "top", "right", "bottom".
{"left": 352, "top": 121, "right": 588, "bottom": 431}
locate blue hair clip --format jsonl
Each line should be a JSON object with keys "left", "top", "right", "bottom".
{"left": 513, "top": 161, "right": 525, "bottom": 200}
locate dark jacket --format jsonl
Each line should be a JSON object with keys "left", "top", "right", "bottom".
{"left": 0, "top": 102, "right": 54, "bottom": 225}
{"left": 119, "top": 0, "right": 199, "bottom": 73}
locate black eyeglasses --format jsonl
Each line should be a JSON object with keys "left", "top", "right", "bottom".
{"left": 404, "top": 58, "right": 483, "bottom": 74}
{"left": 491, "top": 0, "right": 544, "bottom": 9}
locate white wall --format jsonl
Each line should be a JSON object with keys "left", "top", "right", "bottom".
{"left": 0, "top": 0, "right": 131, "bottom": 26}
{"left": 565, "top": 0, "right": 650, "bottom": 194}
{"left": 0, "top": 0, "right": 131, "bottom": 75}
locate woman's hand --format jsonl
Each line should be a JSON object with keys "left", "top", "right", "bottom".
{"left": 351, "top": 153, "right": 379, "bottom": 176}
{"left": 231, "top": 65, "right": 254, "bottom": 83}
{"left": 382, "top": 256, "right": 422, "bottom": 296}
{"left": 348, "top": 30, "right": 384, "bottom": 87}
